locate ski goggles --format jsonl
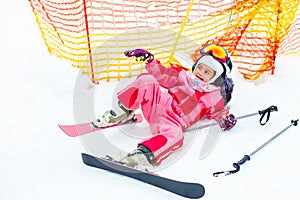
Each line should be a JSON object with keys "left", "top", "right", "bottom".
{"left": 200, "top": 44, "right": 229, "bottom": 64}
{"left": 200, "top": 44, "right": 232, "bottom": 75}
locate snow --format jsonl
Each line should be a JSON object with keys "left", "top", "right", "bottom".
{"left": 1, "top": 1, "right": 300, "bottom": 200}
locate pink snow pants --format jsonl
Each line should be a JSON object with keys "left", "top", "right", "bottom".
{"left": 117, "top": 73, "right": 184, "bottom": 165}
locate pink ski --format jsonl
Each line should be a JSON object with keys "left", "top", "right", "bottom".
{"left": 58, "top": 114, "right": 143, "bottom": 137}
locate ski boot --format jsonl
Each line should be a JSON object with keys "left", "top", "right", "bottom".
{"left": 121, "top": 145, "right": 156, "bottom": 171}
{"left": 92, "top": 101, "right": 134, "bottom": 128}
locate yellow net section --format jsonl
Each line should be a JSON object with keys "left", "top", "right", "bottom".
{"left": 28, "top": 0, "right": 300, "bottom": 82}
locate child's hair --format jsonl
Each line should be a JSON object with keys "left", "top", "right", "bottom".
{"left": 212, "top": 76, "right": 234, "bottom": 105}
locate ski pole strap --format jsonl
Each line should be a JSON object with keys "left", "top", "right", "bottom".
{"left": 213, "top": 155, "right": 250, "bottom": 177}
{"left": 258, "top": 105, "right": 278, "bottom": 126}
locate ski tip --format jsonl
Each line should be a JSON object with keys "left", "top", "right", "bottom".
{"left": 182, "top": 183, "right": 205, "bottom": 199}
{"left": 200, "top": 185, "right": 206, "bottom": 198}
{"left": 58, "top": 124, "right": 79, "bottom": 137}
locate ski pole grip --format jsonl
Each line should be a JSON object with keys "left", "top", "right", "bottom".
{"left": 291, "top": 119, "right": 298, "bottom": 126}
{"left": 258, "top": 105, "right": 278, "bottom": 126}
{"left": 213, "top": 155, "right": 251, "bottom": 177}
{"left": 231, "top": 155, "right": 250, "bottom": 173}
{"left": 236, "top": 155, "right": 251, "bottom": 165}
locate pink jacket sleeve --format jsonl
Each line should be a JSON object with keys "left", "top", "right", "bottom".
{"left": 204, "top": 90, "right": 229, "bottom": 122}
{"left": 145, "top": 60, "right": 183, "bottom": 89}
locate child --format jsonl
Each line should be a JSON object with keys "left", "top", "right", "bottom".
{"left": 93, "top": 44, "right": 236, "bottom": 169}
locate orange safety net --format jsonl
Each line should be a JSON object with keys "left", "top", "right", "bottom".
{"left": 28, "top": 0, "right": 300, "bottom": 82}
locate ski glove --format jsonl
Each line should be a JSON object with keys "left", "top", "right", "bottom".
{"left": 124, "top": 49, "right": 154, "bottom": 63}
{"left": 219, "top": 114, "right": 237, "bottom": 131}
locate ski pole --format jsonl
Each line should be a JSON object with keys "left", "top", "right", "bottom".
{"left": 186, "top": 105, "right": 278, "bottom": 132}
{"left": 213, "top": 119, "right": 299, "bottom": 177}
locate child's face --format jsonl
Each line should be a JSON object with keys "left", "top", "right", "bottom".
{"left": 193, "top": 63, "right": 216, "bottom": 82}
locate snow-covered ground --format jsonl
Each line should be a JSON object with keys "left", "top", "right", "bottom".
{"left": 1, "top": 1, "right": 300, "bottom": 200}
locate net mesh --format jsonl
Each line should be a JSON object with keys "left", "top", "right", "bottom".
{"left": 28, "top": 0, "right": 300, "bottom": 82}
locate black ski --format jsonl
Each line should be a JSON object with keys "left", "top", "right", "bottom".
{"left": 81, "top": 153, "right": 205, "bottom": 199}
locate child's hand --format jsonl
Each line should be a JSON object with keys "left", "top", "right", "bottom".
{"left": 124, "top": 49, "right": 154, "bottom": 63}
{"left": 219, "top": 114, "right": 237, "bottom": 131}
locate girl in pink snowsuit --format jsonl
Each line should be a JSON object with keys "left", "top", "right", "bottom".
{"left": 116, "top": 45, "right": 236, "bottom": 167}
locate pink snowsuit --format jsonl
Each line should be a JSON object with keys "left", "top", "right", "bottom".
{"left": 117, "top": 59, "right": 228, "bottom": 165}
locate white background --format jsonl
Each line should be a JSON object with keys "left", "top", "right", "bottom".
{"left": 1, "top": 1, "right": 300, "bottom": 199}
